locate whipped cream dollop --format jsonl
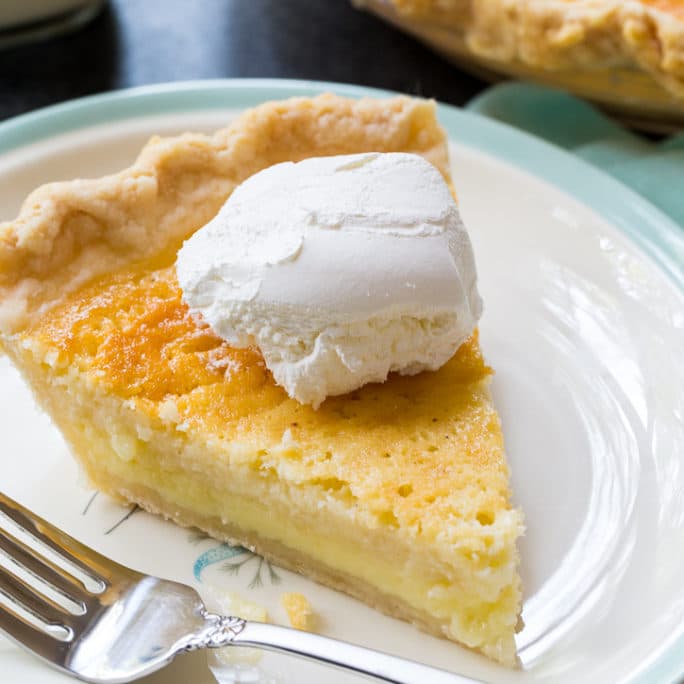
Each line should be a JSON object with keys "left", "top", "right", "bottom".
{"left": 176, "top": 152, "right": 482, "bottom": 408}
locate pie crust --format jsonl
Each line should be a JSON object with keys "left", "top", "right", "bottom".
{"left": 370, "top": 0, "right": 684, "bottom": 98}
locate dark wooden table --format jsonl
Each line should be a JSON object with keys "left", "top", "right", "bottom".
{"left": 0, "top": 0, "right": 488, "bottom": 122}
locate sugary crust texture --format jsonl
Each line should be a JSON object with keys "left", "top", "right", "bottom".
{"left": 0, "top": 94, "right": 448, "bottom": 334}
{"left": 378, "top": 0, "right": 684, "bottom": 97}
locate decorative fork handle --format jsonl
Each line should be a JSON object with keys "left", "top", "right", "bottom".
{"left": 197, "top": 612, "right": 486, "bottom": 684}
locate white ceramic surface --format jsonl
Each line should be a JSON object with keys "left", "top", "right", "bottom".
{"left": 0, "top": 106, "right": 682, "bottom": 684}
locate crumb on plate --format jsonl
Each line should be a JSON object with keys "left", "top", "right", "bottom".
{"left": 281, "top": 592, "right": 316, "bottom": 631}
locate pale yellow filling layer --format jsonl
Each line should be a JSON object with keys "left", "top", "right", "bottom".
{"left": 80, "top": 416, "right": 518, "bottom": 653}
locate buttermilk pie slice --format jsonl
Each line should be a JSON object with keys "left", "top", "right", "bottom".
{"left": 0, "top": 94, "right": 524, "bottom": 665}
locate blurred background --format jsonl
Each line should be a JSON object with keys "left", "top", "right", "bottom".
{"left": 0, "top": 0, "right": 489, "bottom": 122}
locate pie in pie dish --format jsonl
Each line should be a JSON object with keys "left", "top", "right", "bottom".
{"left": 356, "top": 0, "right": 684, "bottom": 125}
{"left": 0, "top": 95, "right": 524, "bottom": 665}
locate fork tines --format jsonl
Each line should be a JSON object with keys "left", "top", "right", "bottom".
{"left": 0, "top": 493, "right": 108, "bottom": 659}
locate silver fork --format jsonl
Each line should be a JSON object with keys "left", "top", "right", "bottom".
{"left": 0, "top": 492, "right": 485, "bottom": 684}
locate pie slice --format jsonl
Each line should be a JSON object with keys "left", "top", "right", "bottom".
{"left": 0, "top": 94, "right": 524, "bottom": 665}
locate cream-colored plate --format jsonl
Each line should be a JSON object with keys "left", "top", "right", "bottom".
{"left": 0, "top": 82, "right": 683, "bottom": 684}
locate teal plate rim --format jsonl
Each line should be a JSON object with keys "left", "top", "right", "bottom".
{"left": 0, "top": 78, "right": 682, "bottom": 684}
{"left": 0, "top": 78, "right": 681, "bottom": 295}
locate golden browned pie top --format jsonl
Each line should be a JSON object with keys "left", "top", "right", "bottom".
{"left": 378, "top": 0, "right": 684, "bottom": 97}
{"left": 23, "top": 261, "right": 508, "bottom": 549}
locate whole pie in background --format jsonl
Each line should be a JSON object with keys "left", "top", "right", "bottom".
{"left": 355, "top": 0, "right": 684, "bottom": 130}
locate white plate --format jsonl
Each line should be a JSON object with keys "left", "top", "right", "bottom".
{"left": 0, "top": 81, "right": 682, "bottom": 684}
